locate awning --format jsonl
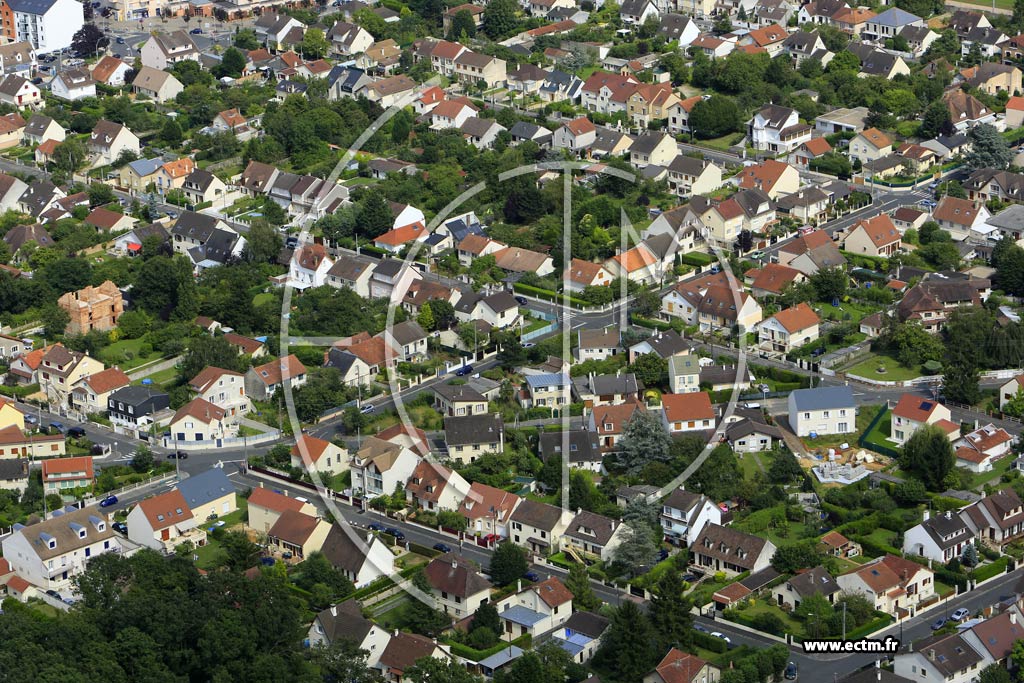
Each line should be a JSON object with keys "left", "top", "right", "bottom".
{"left": 527, "top": 537, "right": 550, "bottom": 548}
{"left": 126, "top": 242, "right": 141, "bottom": 252}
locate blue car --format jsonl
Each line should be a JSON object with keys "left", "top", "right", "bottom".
{"left": 99, "top": 495, "right": 118, "bottom": 507}
{"left": 384, "top": 527, "right": 405, "bottom": 541}
{"left": 524, "top": 571, "right": 540, "bottom": 582}
{"left": 455, "top": 365, "right": 474, "bottom": 376}
{"left": 433, "top": 543, "right": 452, "bottom": 553}
{"left": 368, "top": 522, "right": 385, "bottom": 532}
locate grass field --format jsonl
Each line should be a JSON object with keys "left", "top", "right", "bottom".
{"left": 954, "top": 0, "right": 1012, "bottom": 11}
{"left": 100, "top": 338, "right": 163, "bottom": 370}
{"left": 844, "top": 352, "right": 923, "bottom": 382}
{"left": 815, "top": 299, "right": 879, "bottom": 325}
{"left": 862, "top": 410, "right": 894, "bottom": 448}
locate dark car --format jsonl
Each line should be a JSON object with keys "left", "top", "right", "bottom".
{"left": 45, "top": 589, "right": 60, "bottom": 598}
{"left": 681, "top": 573, "right": 698, "bottom": 582}
{"left": 99, "top": 495, "right": 118, "bottom": 507}
{"left": 112, "top": 521, "right": 128, "bottom": 534}
{"left": 67, "top": 426, "right": 86, "bottom": 438}
{"left": 368, "top": 522, "right": 385, "bottom": 532}
{"left": 49, "top": 421, "right": 66, "bottom": 433}
{"left": 455, "top": 365, "right": 474, "bottom": 376}
{"left": 167, "top": 451, "right": 189, "bottom": 459}
{"left": 285, "top": 236, "right": 299, "bottom": 248}
{"left": 524, "top": 571, "right": 540, "bottom": 582}
{"left": 930, "top": 617, "right": 947, "bottom": 630}
{"left": 113, "top": 53, "right": 121, "bottom": 59}
{"left": 384, "top": 527, "right": 405, "bottom": 541}
{"left": 115, "top": 36, "right": 125, "bottom": 44}
{"left": 261, "top": 557, "right": 276, "bottom": 566}
{"left": 433, "top": 542, "right": 452, "bottom": 553}
{"left": 784, "top": 662, "right": 798, "bottom": 680}
{"left": 658, "top": 548, "right": 670, "bottom": 561}
{"left": 189, "top": 28, "right": 203, "bottom": 34}
{"left": 514, "top": 295, "right": 528, "bottom": 305}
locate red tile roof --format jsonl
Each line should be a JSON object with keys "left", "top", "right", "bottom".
{"left": 249, "top": 486, "right": 307, "bottom": 514}
{"left": 41, "top": 456, "right": 94, "bottom": 481}
{"left": 771, "top": 302, "right": 820, "bottom": 333}
{"left": 662, "top": 392, "right": 715, "bottom": 423}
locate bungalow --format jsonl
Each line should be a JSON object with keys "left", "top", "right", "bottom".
{"left": 690, "top": 524, "right": 776, "bottom": 577}
{"left": 374, "top": 222, "right": 428, "bottom": 254}
{"left": 773, "top": 566, "right": 840, "bottom": 609}
{"left": 405, "top": 460, "right": 468, "bottom": 511}
{"left": 628, "top": 330, "right": 689, "bottom": 363}
{"left": 819, "top": 530, "right": 861, "bottom": 559}
{"left": 131, "top": 66, "right": 183, "bottom": 103}
{"left": 493, "top": 246, "right": 554, "bottom": 277}
{"left": 563, "top": 259, "right": 613, "bottom": 293}
{"left": 50, "top": 68, "right": 96, "bottom": 101}
{"left": 604, "top": 243, "right": 661, "bottom": 285}
{"left": 757, "top": 302, "right": 820, "bottom": 354}
{"left": 575, "top": 328, "right": 619, "bottom": 363}
{"left": 661, "top": 392, "right": 715, "bottom": 435}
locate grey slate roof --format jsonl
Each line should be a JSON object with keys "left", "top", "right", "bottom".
{"left": 789, "top": 386, "right": 855, "bottom": 411}
{"left": 176, "top": 467, "right": 234, "bottom": 509}
{"left": 444, "top": 413, "right": 503, "bottom": 446}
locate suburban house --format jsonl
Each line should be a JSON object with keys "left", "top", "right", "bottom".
{"left": 644, "top": 650, "right": 721, "bottom": 683}
{"left": 187, "top": 367, "right": 250, "bottom": 419}
{"left": 836, "top": 554, "right": 935, "bottom": 616}
{"left": 773, "top": 565, "right": 840, "bottom": 609}
{"left": 424, "top": 553, "right": 492, "bottom": 617}
{"left": 349, "top": 437, "right": 421, "bottom": 499}
{"left": 961, "top": 489, "right": 1024, "bottom": 546}
{"left": 843, "top": 214, "right": 902, "bottom": 257}
{"left": 660, "top": 488, "right": 723, "bottom": 547}
{"left": 588, "top": 401, "right": 645, "bottom": 452}
{"left": 668, "top": 353, "right": 701, "bottom": 394}
{"left": 0, "top": 424, "right": 65, "bottom": 459}
{"left": 893, "top": 631, "right": 985, "bottom": 683}
{"left": 141, "top": 30, "right": 199, "bottom": 70}
{"left": 819, "top": 530, "right": 862, "bottom": 559}
{"left": 444, "top": 414, "right": 504, "bottom": 464}
{"left": 757, "top": 303, "right": 820, "bottom": 354}
{"left": 319, "top": 525, "right": 395, "bottom": 589}
{"left": 167, "top": 398, "right": 228, "bottom": 445}
{"left": 735, "top": 159, "right": 800, "bottom": 200}
{"left": 576, "top": 327, "right": 620, "bottom": 363}
{"left": 88, "top": 119, "right": 140, "bottom": 166}
{"left": 247, "top": 487, "right": 317, "bottom": 534}
{"left": 496, "top": 577, "right": 574, "bottom": 638}
{"left": 126, "top": 489, "right": 202, "bottom": 552}
{"left": 787, "top": 386, "right": 856, "bottom": 437}
{"left": 661, "top": 392, "right": 715, "bottom": 435}
{"left": 68, "top": 367, "right": 130, "bottom": 417}
{"left": 509, "top": 499, "right": 571, "bottom": 556}
{"left": 405, "top": 460, "right": 468, "bottom": 512}
{"left": 433, "top": 383, "right": 488, "bottom": 417}
{"left": 932, "top": 196, "right": 991, "bottom": 240}
{"left": 106, "top": 385, "right": 170, "bottom": 438}
{"left": 890, "top": 394, "right": 954, "bottom": 445}
{"left": 459, "top": 482, "right": 520, "bottom": 538}
{"left": 555, "top": 611, "right": 609, "bottom": 665}
{"left": 561, "top": 510, "right": 627, "bottom": 562}
{"left": 955, "top": 424, "right": 1015, "bottom": 472}
{"left": 40, "top": 456, "right": 93, "bottom": 494}
{"left": 174, "top": 467, "right": 235, "bottom": 522}
{"left": 1, "top": 505, "right": 119, "bottom": 592}
{"left": 244, "top": 355, "right": 307, "bottom": 401}
{"left": 748, "top": 104, "right": 811, "bottom": 154}
{"left": 999, "top": 375, "right": 1024, "bottom": 410}
{"left": 690, "top": 524, "right": 777, "bottom": 577}
{"left": 848, "top": 127, "right": 893, "bottom": 165}
{"left": 903, "top": 510, "right": 974, "bottom": 563}
{"left": 309, "top": 600, "right": 391, "bottom": 665}
{"left": 50, "top": 68, "right": 95, "bottom": 101}
{"left": 290, "top": 434, "right": 347, "bottom": 476}
{"left": 267, "top": 510, "right": 331, "bottom": 561}
{"left": 131, "top": 66, "right": 183, "bottom": 103}
{"left": 374, "top": 632, "right": 453, "bottom": 682}
{"left": 538, "top": 429, "right": 603, "bottom": 473}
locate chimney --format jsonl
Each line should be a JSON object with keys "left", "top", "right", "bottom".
{"left": 927, "top": 649, "right": 935, "bottom": 661}
{"left": 945, "top": 510, "right": 952, "bottom": 520}
{"left": 1012, "top": 613, "right": 1018, "bottom": 625}
{"left": 452, "top": 558, "right": 458, "bottom": 569}
{"left": 517, "top": 579, "right": 522, "bottom": 592}
{"left": 394, "top": 629, "right": 399, "bottom": 637}
{"left": 923, "top": 510, "right": 930, "bottom": 522}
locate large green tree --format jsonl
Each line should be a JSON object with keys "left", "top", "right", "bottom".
{"left": 688, "top": 95, "right": 742, "bottom": 139}
{"left": 900, "top": 424, "right": 955, "bottom": 491}
{"left": 647, "top": 565, "right": 694, "bottom": 652}
{"left": 616, "top": 410, "right": 673, "bottom": 475}
{"left": 482, "top": 0, "right": 518, "bottom": 39}
{"left": 594, "top": 601, "right": 660, "bottom": 683}
{"left": 964, "top": 123, "right": 1012, "bottom": 172}
{"left": 489, "top": 541, "right": 529, "bottom": 586}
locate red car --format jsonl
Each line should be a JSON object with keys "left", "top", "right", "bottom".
{"left": 482, "top": 533, "right": 501, "bottom": 544}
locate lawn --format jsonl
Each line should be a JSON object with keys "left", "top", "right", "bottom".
{"left": 737, "top": 600, "right": 805, "bottom": 637}
{"left": 803, "top": 404, "right": 882, "bottom": 450}
{"left": 965, "top": 455, "right": 1016, "bottom": 489}
{"left": 844, "top": 352, "right": 923, "bottom": 382}
{"left": 99, "top": 338, "right": 164, "bottom": 370}
{"left": 738, "top": 451, "right": 772, "bottom": 480}
{"left": 864, "top": 527, "right": 898, "bottom": 548}
{"left": 957, "top": 0, "right": 1012, "bottom": 9}
{"left": 136, "top": 366, "right": 180, "bottom": 388}
{"left": 253, "top": 292, "right": 275, "bottom": 307}
{"left": 374, "top": 601, "right": 412, "bottom": 630}
{"left": 695, "top": 132, "right": 745, "bottom": 151}
{"left": 815, "top": 299, "right": 879, "bottom": 325}
{"left": 861, "top": 410, "right": 894, "bottom": 448}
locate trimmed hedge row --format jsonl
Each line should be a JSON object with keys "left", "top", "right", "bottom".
{"left": 679, "top": 252, "right": 715, "bottom": 266}
{"left": 512, "top": 283, "right": 590, "bottom": 308}
{"left": 692, "top": 630, "right": 729, "bottom": 653}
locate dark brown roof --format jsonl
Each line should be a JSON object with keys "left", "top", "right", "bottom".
{"left": 691, "top": 523, "right": 770, "bottom": 571}
{"left": 423, "top": 553, "right": 492, "bottom": 598}
{"left": 509, "top": 498, "right": 563, "bottom": 531}
{"left": 315, "top": 599, "right": 374, "bottom": 644}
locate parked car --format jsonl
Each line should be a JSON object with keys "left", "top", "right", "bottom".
{"left": 514, "top": 295, "right": 528, "bottom": 305}
{"left": 710, "top": 632, "right": 731, "bottom": 644}
{"left": 693, "top": 623, "right": 708, "bottom": 633}
{"left": 481, "top": 533, "right": 501, "bottom": 544}
{"left": 115, "top": 36, "right": 125, "bottom": 44}
{"left": 433, "top": 543, "right": 452, "bottom": 553}
{"left": 930, "top": 617, "right": 947, "bottom": 630}
{"left": 658, "top": 548, "right": 669, "bottom": 561}
{"left": 99, "top": 495, "right": 118, "bottom": 507}
{"left": 368, "top": 522, "right": 385, "bottom": 532}
{"left": 384, "top": 527, "right": 405, "bottom": 541}
{"left": 681, "top": 573, "right": 698, "bottom": 582}
{"left": 455, "top": 364, "right": 474, "bottom": 376}
{"left": 24, "top": 414, "right": 37, "bottom": 424}
{"left": 524, "top": 571, "right": 540, "bottom": 582}
{"left": 65, "top": 426, "right": 86, "bottom": 438}
{"left": 951, "top": 608, "right": 970, "bottom": 622}
{"left": 45, "top": 589, "right": 60, "bottom": 598}
{"left": 742, "top": 402, "right": 761, "bottom": 410}
{"left": 112, "top": 521, "right": 128, "bottom": 534}
{"left": 360, "top": 404, "right": 374, "bottom": 414}
{"left": 167, "top": 451, "right": 188, "bottom": 459}
{"left": 261, "top": 557, "right": 276, "bottom": 566}
{"left": 784, "top": 662, "right": 798, "bottom": 680}
{"left": 63, "top": 597, "right": 76, "bottom": 605}
{"left": 90, "top": 443, "right": 111, "bottom": 456}
{"left": 190, "top": 28, "right": 203, "bottom": 34}
{"left": 522, "top": 342, "right": 535, "bottom": 348}
{"left": 49, "top": 421, "right": 66, "bottom": 433}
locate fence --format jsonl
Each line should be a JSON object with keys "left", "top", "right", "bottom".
{"left": 522, "top": 322, "right": 558, "bottom": 342}
{"left": 858, "top": 407, "right": 900, "bottom": 459}
{"left": 163, "top": 428, "right": 281, "bottom": 452}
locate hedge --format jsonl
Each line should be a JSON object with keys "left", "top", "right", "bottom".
{"left": 407, "top": 541, "right": 443, "bottom": 558}
{"left": 692, "top": 630, "right": 729, "bottom": 653}
{"left": 974, "top": 557, "right": 1009, "bottom": 582}
{"left": 446, "top": 634, "right": 532, "bottom": 661}
{"left": 836, "top": 613, "right": 892, "bottom": 641}
{"left": 851, "top": 534, "right": 901, "bottom": 558}
{"left": 632, "top": 315, "right": 677, "bottom": 331}
{"left": 512, "top": 283, "right": 590, "bottom": 309}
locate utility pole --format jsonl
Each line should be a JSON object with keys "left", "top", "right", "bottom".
{"left": 842, "top": 600, "right": 847, "bottom": 641}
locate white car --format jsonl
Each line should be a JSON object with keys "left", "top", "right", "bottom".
{"left": 951, "top": 608, "right": 970, "bottom": 622}
{"left": 710, "top": 632, "right": 731, "bottom": 644}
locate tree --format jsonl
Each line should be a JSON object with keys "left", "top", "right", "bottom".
{"left": 417, "top": 302, "right": 436, "bottom": 331}
{"left": 795, "top": 592, "right": 835, "bottom": 637}
{"left": 71, "top": 24, "right": 108, "bottom": 57}
{"left": 771, "top": 540, "right": 824, "bottom": 573}
{"left": 472, "top": 602, "right": 501, "bottom": 635}
{"left": 978, "top": 664, "right": 1012, "bottom": 683}
{"left": 616, "top": 410, "right": 672, "bottom": 476}
{"left": 309, "top": 640, "right": 383, "bottom": 683}
{"left": 391, "top": 109, "right": 412, "bottom": 145}
{"left": 299, "top": 28, "right": 330, "bottom": 59}
{"left": 631, "top": 352, "right": 668, "bottom": 388}
{"left": 768, "top": 450, "right": 803, "bottom": 484}
{"left": 448, "top": 9, "right": 477, "bottom": 40}
{"left": 594, "top": 601, "right": 659, "bottom": 683}
{"left": 920, "top": 99, "right": 953, "bottom": 139}
{"left": 647, "top": 565, "right": 693, "bottom": 652}
{"left": 181, "top": 334, "right": 242, "bottom": 381}
{"left": 40, "top": 304, "right": 69, "bottom": 338}
{"left": 688, "top": 95, "right": 742, "bottom": 139}
{"left": 406, "top": 657, "right": 482, "bottom": 683}
{"left": 88, "top": 182, "right": 116, "bottom": 207}
{"left": 215, "top": 47, "right": 246, "bottom": 78}
{"left": 900, "top": 424, "right": 955, "bottom": 491}
{"left": 565, "top": 561, "right": 599, "bottom": 611}
{"left": 160, "top": 117, "right": 183, "bottom": 147}
{"left": 489, "top": 541, "right": 528, "bottom": 586}
{"left": 962, "top": 542, "right": 979, "bottom": 567}
{"left": 221, "top": 530, "right": 261, "bottom": 570}
{"left": 233, "top": 29, "right": 260, "bottom": 51}
{"left": 482, "top": 0, "right": 518, "bottom": 39}
{"left": 243, "top": 218, "right": 282, "bottom": 263}
{"left": 612, "top": 521, "right": 659, "bottom": 576}
{"left": 131, "top": 446, "right": 154, "bottom": 473}
{"left": 429, "top": 300, "right": 456, "bottom": 330}
{"left": 810, "top": 267, "right": 848, "bottom": 302}
{"left": 358, "top": 190, "right": 393, "bottom": 239}
{"left": 964, "top": 123, "right": 1012, "bottom": 172}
